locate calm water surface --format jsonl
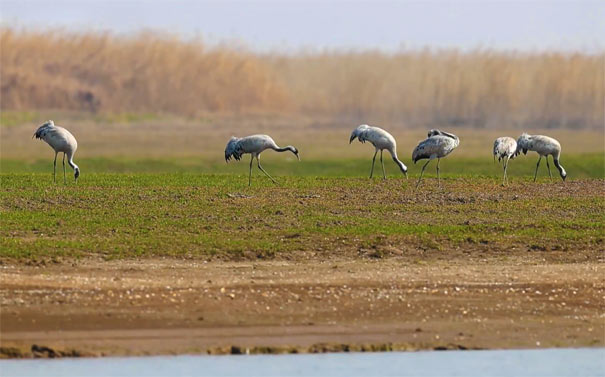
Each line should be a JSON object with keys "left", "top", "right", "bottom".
{"left": 1, "top": 348, "right": 604, "bottom": 377}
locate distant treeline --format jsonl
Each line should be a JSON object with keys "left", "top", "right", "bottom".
{"left": 1, "top": 28, "right": 603, "bottom": 129}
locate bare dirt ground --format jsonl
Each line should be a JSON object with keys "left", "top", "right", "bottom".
{"left": 1, "top": 258, "right": 603, "bottom": 357}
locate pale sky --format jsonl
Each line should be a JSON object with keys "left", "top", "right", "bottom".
{"left": 1, "top": 0, "right": 603, "bottom": 52}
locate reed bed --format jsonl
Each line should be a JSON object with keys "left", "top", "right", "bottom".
{"left": 1, "top": 28, "right": 603, "bottom": 129}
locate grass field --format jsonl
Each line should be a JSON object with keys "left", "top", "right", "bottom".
{"left": 1, "top": 173, "right": 603, "bottom": 261}
{"left": 1, "top": 153, "right": 603, "bottom": 177}
{"left": 2, "top": 117, "right": 604, "bottom": 262}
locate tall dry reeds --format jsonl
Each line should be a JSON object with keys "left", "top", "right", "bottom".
{"left": 267, "top": 50, "right": 603, "bottom": 128}
{"left": 0, "top": 28, "right": 289, "bottom": 116}
{"left": 1, "top": 28, "right": 603, "bottom": 129}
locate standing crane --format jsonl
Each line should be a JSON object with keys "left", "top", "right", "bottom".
{"left": 412, "top": 129, "right": 459, "bottom": 189}
{"left": 349, "top": 124, "right": 408, "bottom": 179}
{"left": 493, "top": 136, "right": 517, "bottom": 185}
{"left": 225, "top": 134, "right": 300, "bottom": 186}
{"left": 516, "top": 133, "right": 567, "bottom": 182}
{"left": 33, "top": 120, "right": 80, "bottom": 184}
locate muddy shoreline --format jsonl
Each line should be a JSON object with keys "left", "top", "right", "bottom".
{"left": 1, "top": 258, "right": 603, "bottom": 358}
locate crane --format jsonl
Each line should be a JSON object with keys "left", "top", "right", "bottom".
{"left": 412, "top": 129, "right": 459, "bottom": 189}
{"left": 349, "top": 124, "right": 408, "bottom": 179}
{"left": 33, "top": 120, "right": 80, "bottom": 183}
{"left": 516, "top": 133, "right": 567, "bottom": 182}
{"left": 493, "top": 136, "right": 517, "bottom": 185}
{"left": 225, "top": 134, "right": 299, "bottom": 186}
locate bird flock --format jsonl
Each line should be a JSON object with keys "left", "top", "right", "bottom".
{"left": 33, "top": 120, "right": 567, "bottom": 186}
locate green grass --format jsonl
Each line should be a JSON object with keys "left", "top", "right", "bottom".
{"left": 1, "top": 172, "right": 603, "bottom": 261}
{"left": 1, "top": 153, "right": 603, "bottom": 178}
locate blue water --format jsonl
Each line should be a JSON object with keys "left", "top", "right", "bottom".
{"left": 1, "top": 348, "right": 604, "bottom": 377}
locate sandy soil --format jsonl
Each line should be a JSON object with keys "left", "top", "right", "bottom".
{"left": 1, "top": 258, "right": 603, "bottom": 357}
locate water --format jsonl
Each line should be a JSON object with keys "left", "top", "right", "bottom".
{"left": 1, "top": 348, "right": 603, "bottom": 377}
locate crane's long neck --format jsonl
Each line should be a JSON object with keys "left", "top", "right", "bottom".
{"left": 553, "top": 157, "right": 566, "bottom": 180}
{"left": 440, "top": 131, "right": 459, "bottom": 143}
{"left": 273, "top": 145, "right": 299, "bottom": 159}
{"left": 66, "top": 152, "right": 77, "bottom": 170}
{"left": 443, "top": 133, "right": 460, "bottom": 149}
{"left": 67, "top": 152, "right": 80, "bottom": 181}
{"left": 274, "top": 145, "right": 293, "bottom": 152}
{"left": 387, "top": 149, "right": 408, "bottom": 175}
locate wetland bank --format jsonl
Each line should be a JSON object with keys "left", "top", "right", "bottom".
{"left": 1, "top": 172, "right": 603, "bottom": 357}
{"left": 1, "top": 121, "right": 604, "bottom": 357}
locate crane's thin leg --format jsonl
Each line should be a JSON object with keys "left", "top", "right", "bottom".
{"left": 53, "top": 152, "right": 57, "bottom": 183}
{"left": 436, "top": 158, "right": 441, "bottom": 187}
{"left": 248, "top": 154, "right": 254, "bottom": 186}
{"left": 257, "top": 156, "right": 278, "bottom": 184}
{"left": 380, "top": 150, "right": 386, "bottom": 179}
{"left": 62, "top": 153, "right": 67, "bottom": 184}
{"left": 503, "top": 156, "right": 509, "bottom": 185}
{"left": 546, "top": 155, "right": 552, "bottom": 180}
{"left": 533, "top": 156, "right": 542, "bottom": 182}
{"left": 415, "top": 159, "right": 431, "bottom": 189}
{"left": 369, "top": 150, "right": 377, "bottom": 178}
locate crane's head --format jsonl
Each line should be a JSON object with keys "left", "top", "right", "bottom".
{"left": 74, "top": 166, "right": 80, "bottom": 182}
{"left": 286, "top": 146, "right": 300, "bottom": 161}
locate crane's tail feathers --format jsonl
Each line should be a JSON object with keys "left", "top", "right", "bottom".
{"left": 224, "top": 137, "right": 243, "bottom": 162}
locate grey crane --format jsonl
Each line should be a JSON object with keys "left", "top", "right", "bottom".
{"left": 33, "top": 120, "right": 80, "bottom": 183}
{"left": 412, "top": 129, "right": 459, "bottom": 189}
{"left": 225, "top": 134, "right": 300, "bottom": 186}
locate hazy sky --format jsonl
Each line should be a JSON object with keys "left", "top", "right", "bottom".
{"left": 1, "top": 0, "right": 603, "bottom": 52}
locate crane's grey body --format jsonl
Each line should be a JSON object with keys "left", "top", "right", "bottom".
{"left": 349, "top": 124, "right": 408, "bottom": 179}
{"left": 225, "top": 134, "right": 299, "bottom": 186}
{"left": 493, "top": 136, "right": 517, "bottom": 185}
{"left": 516, "top": 133, "right": 566, "bottom": 182}
{"left": 412, "top": 129, "right": 459, "bottom": 188}
{"left": 33, "top": 120, "right": 80, "bottom": 183}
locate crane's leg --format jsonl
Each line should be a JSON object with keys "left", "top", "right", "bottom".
{"left": 369, "top": 150, "right": 377, "bottom": 178}
{"left": 436, "top": 158, "right": 441, "bottom": 187}
{"left": 53, "top": 152, "right": 57, "bottom": 183}
{"left": 257, "top": 156, "right": 278, "bottom": 184}
{"left": 503, "top": 156, "right": 510, "bottom": 185}
{"left": 380, "top": 150, "right": 386, "bottom": 179}
{"left": 546, "top": 155, "right": 552, "bottom": 180}
{"left": 62, "top": 153, "right": 67, "bottom": 184}
{"left": 533, "top": 156, "right": 542, "bottom": 182}
{"left": 249, "top": 154, "right": 254, "bottom": 186}
{"left": 415, "top": 159, "right": 431, "bottom": 189}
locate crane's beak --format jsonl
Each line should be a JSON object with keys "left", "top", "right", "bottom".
{"left": 349, "top": 135, "right": 356, "bottom": 144}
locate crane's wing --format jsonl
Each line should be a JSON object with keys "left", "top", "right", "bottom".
{"left": 412, "top": 137, "right": 444, "bottom": 163}
{"left": 225, "top": 137, "right": 243, "bottom": 162}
